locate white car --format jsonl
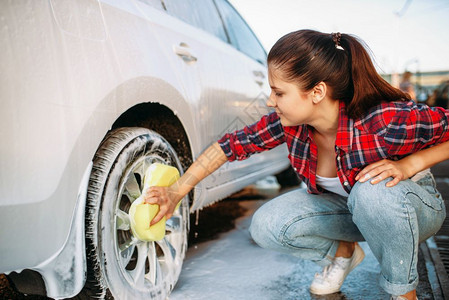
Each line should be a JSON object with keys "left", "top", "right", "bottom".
{"left": 0, "top": 0, "right": 289, "bottom": 299}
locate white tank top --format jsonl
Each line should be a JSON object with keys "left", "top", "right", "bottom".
{"left": 316, "top": 175, "right": 349, "bottom": 197}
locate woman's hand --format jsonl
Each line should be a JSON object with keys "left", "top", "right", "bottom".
{"left": 356, "top": 141, "right": 449, "bottom": 187}
{"left": 355, "top": 159, "right": 413, "bottom": 187}
{"left": 140, "top": 142, "right": 228, "bottom": 226}
{"left": 144, "top": 186, "right": 181, "bottom": 225}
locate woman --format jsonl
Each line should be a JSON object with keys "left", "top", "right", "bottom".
{"left": 144, "top": 30, "right": 449, "bottom": 299}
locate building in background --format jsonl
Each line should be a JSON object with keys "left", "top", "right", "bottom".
{"left": 382, "top": 70, "right": 449, "bottom": 105}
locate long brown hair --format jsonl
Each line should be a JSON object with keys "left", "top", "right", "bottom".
{"left": 267, "top": 29, "right": 410, "bottom": 119}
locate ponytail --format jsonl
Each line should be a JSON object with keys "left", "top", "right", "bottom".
{"left": 268, "top": 30, "right": 410, "bottom": 119}
{"left": 339, "top": 34, "right": 410, "bottom": 118}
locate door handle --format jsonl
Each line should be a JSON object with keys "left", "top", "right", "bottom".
{"left": 253, "top": 70, "right": 266, "bottom": 87}
{"left": 252, "top": 70, "right": 265, "bottom": 78}
{"left": 254, "top": 79, "right": 264, "bottom": 87}
{"left": 173, "top": 43, "right": 197, "bottom": 64}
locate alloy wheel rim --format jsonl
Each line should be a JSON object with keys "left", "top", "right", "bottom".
{"left": 114, "top": 154, "right": 186, "bottom": 291}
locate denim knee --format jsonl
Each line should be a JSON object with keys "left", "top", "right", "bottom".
{"left": 249, "top": 199, "right": 318, "bottom": 251}
{"left": 347, "top": 179, "right": 393, "bottom": 225}
{"left": 249, "top": 202, "right": 278, "bottom": 250}
{"left": 250, "top": 198, "right": 321, "bottom": 251}
{"left": 348, "top": 177, "right": 444, "bottom": 230}
{"left": 250, "top": 202, "right": 338, "bottom": 266}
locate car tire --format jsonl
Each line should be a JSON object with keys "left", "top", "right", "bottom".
{"left": 80, "top": 127, "right": 189, "bottom": 299}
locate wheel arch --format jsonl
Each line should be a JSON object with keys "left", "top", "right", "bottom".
{"left": 111, "top": 103, "right": 194, "bottom": 172}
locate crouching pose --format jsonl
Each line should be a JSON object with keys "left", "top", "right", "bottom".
{"left": 144, "top": 30, "right": 449, "bottom": 299}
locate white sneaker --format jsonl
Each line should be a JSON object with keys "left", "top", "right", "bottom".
{"left": 310, "top": 243, "right": 365, "bottom": 295}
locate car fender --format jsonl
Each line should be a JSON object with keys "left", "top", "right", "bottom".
{"left": 27, "top": 162, "right": 91, "bottom": 299}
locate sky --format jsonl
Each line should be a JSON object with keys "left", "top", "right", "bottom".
{"left": 229, "top": 0, "right": 449, "bottom": 74}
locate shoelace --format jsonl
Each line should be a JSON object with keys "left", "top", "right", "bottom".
{"left": 315, "top": 258, "right": 346, "bottom": 281}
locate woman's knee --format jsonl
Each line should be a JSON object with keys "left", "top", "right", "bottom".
{"left": 250, "top": 202, "right": 324, "bottom": 251}
{"left": 348, "top": 178, "right": 422, "bottom": 229}
{"left": 249, "top": 201, "right": 282, "bottom": 249}
{"left": 348, "top": 179, "right": 395, "bottom": 221}
{"left": 250, "top": 188, "right": 350, "bottom": 250}
{"left": 250, "top": 201, "right": 306, "bottom": 250}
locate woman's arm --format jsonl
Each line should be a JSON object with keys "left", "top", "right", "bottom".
{"left": 356, "top": 140, "right": 449, "bottom": 187}
{"left": 143, "top": 113, "right": 285, "bottom": 224}
{"left": 144, "top": 142, "right": 228, "bottom": 224}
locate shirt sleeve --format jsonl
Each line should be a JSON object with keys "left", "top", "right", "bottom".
{"left": 382, "top": 101, "right": 449, "bottom": 156}
{"left": 217, "top": 112, "right": 285, "bottom": 161}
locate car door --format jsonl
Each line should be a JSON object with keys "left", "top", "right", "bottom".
{"left": 135, "top": 0, "right": 288, "bottom": 204}
{"left": 205, "top": 0, "right": 289, "bottom": 184}
{"left": 135, "top": 1, "right": 237, "bottom": 149}
{"left": 159, "top": 0, "right": 289, "bottom": 192}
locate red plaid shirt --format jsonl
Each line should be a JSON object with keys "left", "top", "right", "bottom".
{"left": 218, "top": 100, "right": 449, "bottom": 194}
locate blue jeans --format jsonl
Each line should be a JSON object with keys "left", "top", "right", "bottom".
{"left": 249, "top": 173, "right": 445, "bottom": 295}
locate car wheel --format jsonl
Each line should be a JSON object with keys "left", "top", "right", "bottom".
{"left": 81, "top": 127, "right": 189, "bottom": 299}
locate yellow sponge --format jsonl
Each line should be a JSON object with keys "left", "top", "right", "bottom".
{"left": 129, "top": 163, "right": 180, "bottom": 241}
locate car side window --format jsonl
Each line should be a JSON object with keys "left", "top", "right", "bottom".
{"left": 162, "top": 0, "right": 228, "bottom": 42}
{"left": 214, "top": 0, "right": 267, "bottom": 65}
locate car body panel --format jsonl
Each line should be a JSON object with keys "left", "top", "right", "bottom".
{"left": 0, "top": 0, "right": 290, "bottom": 297}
